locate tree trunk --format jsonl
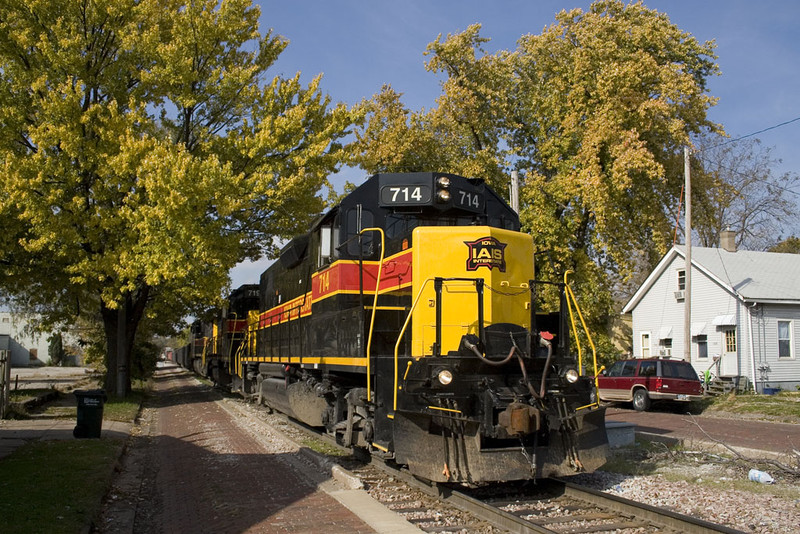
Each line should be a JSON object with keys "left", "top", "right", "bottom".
{"left": 100, "top": 286, "right": 151, "bottom": 397}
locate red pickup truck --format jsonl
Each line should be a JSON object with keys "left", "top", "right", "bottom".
{"left": 596, "top": 358, "right": 704, "bottom": 411}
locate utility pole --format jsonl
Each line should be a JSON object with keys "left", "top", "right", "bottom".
{"left": 510, "top": 170, "right": 520, "bottom": 213}
{"left": 683, "top": 147, "right": 692, "bottom": 362}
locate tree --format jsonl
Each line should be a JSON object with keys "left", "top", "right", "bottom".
{"left": 48, "top": 333, "right": 66, "bottom": 367}
{"left": 0, "top": 0, "right": 355, "bottom": 395}
{"left": 769, "top": 236, "right": 800, "bottom": 254}
{"left": 353, "top": 1, "right": 720, "bottom": 358}
{"left": 691, "top": 134, "right": 800, "bottom": 250}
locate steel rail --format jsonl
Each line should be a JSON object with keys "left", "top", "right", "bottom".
{"left": 558, "top": 479, "right": 748, "bottom": 534}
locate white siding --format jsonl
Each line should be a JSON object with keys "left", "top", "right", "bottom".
{"left": 750, "top": 304, "right": 800, "bottom": 389}
{"left": 630, "top": 255, "right": 751, "bottom": 382}
{"left": 0, "top": 312, "right": 51, "bottom": 366}
{"left": 628, "top": 246, "right": 800, "bottom": 391}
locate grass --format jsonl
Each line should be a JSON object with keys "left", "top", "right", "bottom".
{"left": 0, "top": 381, "right": 148, "bottom": 533}
{"left": 0, "top": 439, "right": 125, "bottom": 534}
{"left": 9, "top": 386, "right": 148, "bottom": 421}
{"left": 103, "top": 390, "right": 146, "bottom": 422}
{"left": 8, "top": 388, "right": 56, "bottom": 403}
{"left": 301, "top": 436, "right": 350, "bottom": 457}
{"left": 701, "top": 390, "right": 800, "bottom": 421}
{"left": 598, "top": 392, "right": 800, "bottom": 501}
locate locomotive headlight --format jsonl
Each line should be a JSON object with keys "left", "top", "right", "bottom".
{"left": 436, "top": 176, "right": 451, "bottom": 188}
{"left": 437, "top": 369, "right": 454, "bottom": 385}
{"left": 436, "top": 190, "right": 451, "bottom": 203}
{"left": 564, "top": 368, "right": 580, "bottom": 384}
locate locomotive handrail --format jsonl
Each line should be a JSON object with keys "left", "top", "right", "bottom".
{"left": 391, "top": 276, "right": 485, "bottom": 412}
{"left": 563, "top": 270, "right": 601, "bottom": 401}
{"left": 392, "top": 277, "right": 436, "bottom": 412}
{"left": 359, "top": 227, "right": 385, "bottom": 403}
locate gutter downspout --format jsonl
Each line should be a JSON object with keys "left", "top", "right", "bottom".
{"left": 747, "top": 302, "right": 758, "bottom": 394}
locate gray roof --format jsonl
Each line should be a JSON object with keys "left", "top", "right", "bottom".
{"left": 623, "top": 245, "right": 800, "bottom": 312}
{"left": 677, "top": 245, "right": 800, "bottom": 302}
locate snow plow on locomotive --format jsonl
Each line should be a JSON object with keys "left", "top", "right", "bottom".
{"left": 182, "top": 172, "right": 609, "bottom": 483}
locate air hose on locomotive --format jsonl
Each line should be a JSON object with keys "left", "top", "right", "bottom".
{"left": 461, "top": 330, "right": 554, "bottom": 400}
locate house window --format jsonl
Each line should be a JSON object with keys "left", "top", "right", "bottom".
{"left": 29, "top": 348, "right": 38, "bottom": 361}
{"left": 778, "top": 320, "right": 794, "bottom": 359}
{"left": 677, "top": 269, "right": 686, "bottom": 291}
{"left": 641, "top": 332, "right": 651, "bottom": 358}
{"left": 659, "top": 338, "right": 672, "bottom": 357}
{"left": 695, "top": 334, "right": 708, "bottom": 359}
{"left": 724, "top": 330, "right": 737, "bottom": 353}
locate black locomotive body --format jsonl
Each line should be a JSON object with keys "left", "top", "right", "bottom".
{"left": 179, "top": 284, "right": 259, "bottom": 385}
{"left": 187, "top": 172, "right": 608, "bottom": 483}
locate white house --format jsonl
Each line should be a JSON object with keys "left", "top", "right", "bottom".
{"left": 622, "top": 237, "right": 800, "bottom": 393}
{"left": 0, "top": 311, "right": 52, "bottom": 366}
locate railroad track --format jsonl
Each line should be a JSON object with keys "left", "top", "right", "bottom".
{"left": 237, "top": 396, "right": 747, "bottom": 534}
{"left": 354, "top": 455, "right": 747, "bottom": 534}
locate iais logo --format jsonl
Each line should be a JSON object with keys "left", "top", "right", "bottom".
{"left": 464, "top": 237, "right": 507, "bottom": 272}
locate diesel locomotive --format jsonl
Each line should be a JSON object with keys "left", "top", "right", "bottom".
{"left": 182, "top": 172, "right": 608, "bottom": 483}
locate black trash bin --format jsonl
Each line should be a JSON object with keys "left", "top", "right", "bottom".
{"left": 73, "top": 389, "right": 107, "bottom": 439}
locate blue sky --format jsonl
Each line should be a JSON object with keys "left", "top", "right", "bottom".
{"left": 232, "top": 0, "right": 800, "bottom": 286}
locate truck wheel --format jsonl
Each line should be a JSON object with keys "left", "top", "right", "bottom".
{"left": 632, "top": 389, "right": 651, "bottom": 411}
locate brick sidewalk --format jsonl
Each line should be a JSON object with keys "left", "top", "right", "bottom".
{"left": 95, "top": 366, "right": 407, "bottom": 534}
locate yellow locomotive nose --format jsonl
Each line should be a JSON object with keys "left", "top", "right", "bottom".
{"left": 411, "top": 226, "right": 534, "bottom": 358}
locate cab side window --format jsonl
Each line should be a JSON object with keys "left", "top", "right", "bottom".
{"left": 317, "top": 220, "right": 339, "bottom": 268}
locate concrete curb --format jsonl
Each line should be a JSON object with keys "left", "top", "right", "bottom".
{"left": 296, "top": 446, "right": 365, "bottom": 490}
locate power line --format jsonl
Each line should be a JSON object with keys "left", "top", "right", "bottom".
{"left": 701, "top": 115, "right": 800, "bottom": 151}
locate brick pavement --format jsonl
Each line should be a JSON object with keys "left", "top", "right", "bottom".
{"left": 96, "top": 366, "right": 399, "bottom": 534}
{"left": 605, "top": 406, "right": 800, "bottom": 457}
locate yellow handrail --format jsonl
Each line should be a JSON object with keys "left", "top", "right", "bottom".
{"left": 563, "top": 270, "right": 600, "bottom": 391}
{"left": 392, "top": 278, "right": 436, "bottom": 411}
{"left": 360, "top": 227, "right": 385, "bottom": 402}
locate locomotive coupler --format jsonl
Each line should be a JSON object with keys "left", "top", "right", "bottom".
{"left": 498, "top": 402, "right": 541, "bottom": 436}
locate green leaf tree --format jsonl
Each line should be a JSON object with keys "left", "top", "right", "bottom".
{"left": 0, "top": 0, "right": 355, "bottom": 395}
{"left": 768, "top": 236, "right": 800, "bottom": 254}
{"left": 47, "top": 333, "right": 66, "bottom": 367}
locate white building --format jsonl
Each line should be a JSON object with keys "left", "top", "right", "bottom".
{"left": 622, "top": 239, "right": 800, "bottom": 393}
{"left": 0, "top": 312, "right": 52, "bottom": 366}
